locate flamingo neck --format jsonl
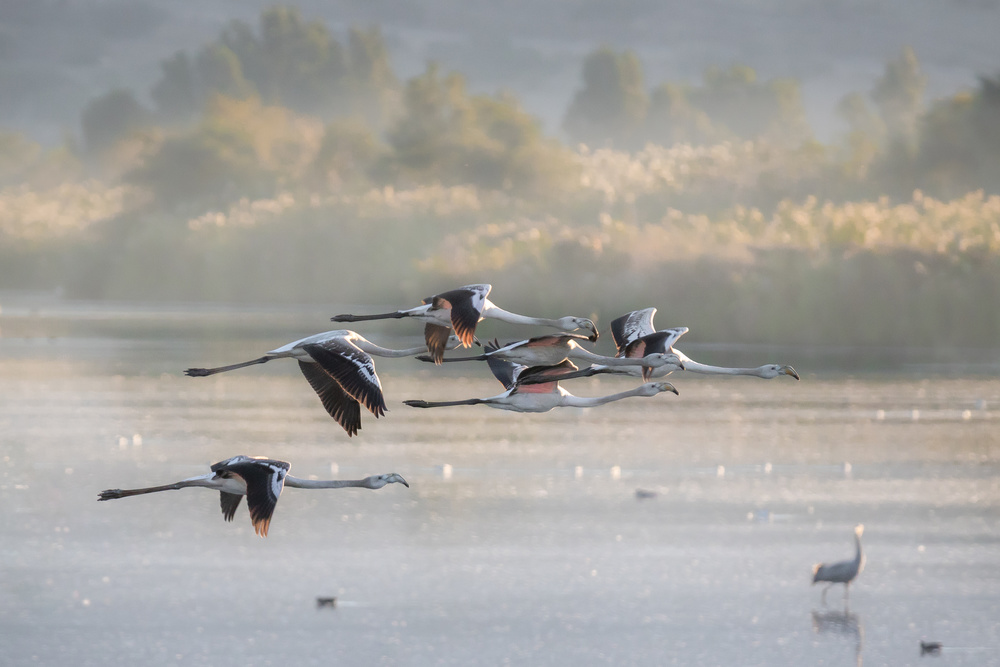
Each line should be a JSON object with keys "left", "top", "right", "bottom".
{"left": 352, "top": 340, "right": 429, "bottom": 358}
{"left": 679, "top": 358, "right": 764, "bottom": 376}
{"left": 284, "top": 476, "right": 373, "bottom": 489}
{"left": 483, "top": 304, "right": 561, "bottom": 328}
{"left": 559, "top": 386, "right": 648, "bottom": 408}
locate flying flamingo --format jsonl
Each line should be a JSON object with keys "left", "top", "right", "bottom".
{"left": 331, "top": 284, "right": 598, "bottom": 363}
{"left": 403, "top": 343, "right": 679, "bottom": 412}
{"left": 97, "top": 455, "right": 408, "bottom": 537}
{"left": 538, "top": 308, "right": 799, "bottom": 382}
{"left": 416, "top": 332, "right": 682, "bottom": 374}
{"left": 184, "top": 330, "right": 460, "bottom": 436}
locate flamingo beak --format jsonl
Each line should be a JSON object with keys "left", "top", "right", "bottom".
{"left": 784, "top": 366, "right": 800, "bottom": 380}
{"left": 390, "top": 473, "right": 409, "bottom": 488}
{"left": 664, "top": 382, "right": 679, "bottom": 395}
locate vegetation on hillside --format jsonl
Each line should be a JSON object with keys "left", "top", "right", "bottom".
{"left": 2, "top": 6, "right": 999, "bottom": 349}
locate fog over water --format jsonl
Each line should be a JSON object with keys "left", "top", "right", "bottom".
{"left": 1, "top": 300, "right": 998, "bottom": 665}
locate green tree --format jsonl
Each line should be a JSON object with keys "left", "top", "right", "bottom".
{"left": 836, "top": 92, "right": 883, "bottom": 179}
{"left": 387, "top": 64, "right": 575, "bottom": 192}
{"left": 871, "top": 46, "right": 926, "bottom": 144}
{"left": 563, "top": 48, "right": 648, "bottom": 148}
{"left": 196, "top": 44, "right": 254, "bottom": 100}
{"left": 690, "top": 65, "right": 811, "bottom": 145}
{"left": 347, "top": 26, "right": 399, "bottom": 124}
{"left": 644, "top": 82, "right": 716, "bottom": 146}
{"left": 902, "top": 74, "right": 1000, "bottom": 197}
{"left": 152, "top": 51, "right": 201, "bottom": 123}
{"left": 309, "top": 118, "right": 383, "bottom": 190}
{"left": 80, "top": 88, "right": 150, "bottom": 156}
{"left": 256, "top": 6, "right": 347, "bottom": 113}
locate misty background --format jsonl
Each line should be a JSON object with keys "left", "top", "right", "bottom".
{"left": 2, "top": 0, "right": 1000, "bottom": 350}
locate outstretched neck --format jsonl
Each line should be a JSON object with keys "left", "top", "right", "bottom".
{"left": 284, "top": 475, "right": 372, "bottom": 489}
{"left": 560, "top": 386, "right": 648, "bottom": 408}
{"left": 680, "top": 359, "right": 761, "bottom": 376}
{"left": 484, "top": 304, "right": 561, "bottom": 328}
{"left": 352, "top": 340, "right": 430, "bottom": 358}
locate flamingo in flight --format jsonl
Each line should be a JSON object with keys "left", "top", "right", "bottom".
{"left": 184, "top": 330, "right": 460, "bottom": 436}
{"left": 416, "top": 332, "right": 682, "bottom": 374}
{"left": 403, "top": 341, "right": 679, "bottom": 412}
{"left": 540, "top": 308, "right": 799, "bottom": 382}
{"left": 331, "top": 284, "right": 598, "bottom": 363}
{"left": 97, "top": 455, "right": 408, "bottom": 537}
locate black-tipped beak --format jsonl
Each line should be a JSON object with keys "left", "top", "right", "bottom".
{"left": 785, "top": 366, "right": 800, "bottom": 380}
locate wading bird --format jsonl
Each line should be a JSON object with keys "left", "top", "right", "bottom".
{"left": 331, "top": 284, "right": 598, "bottom": 363}
{"left": 813, "top": 524, "right": 865, "bottom": 603}
{"left": 417, "top": 333, "right": 682, "bottom": 375}
{"left": 97, "top": 455, "right": 408, "bottom": 537}
{"left": 404, "top": 343, "right": 679, "bottom": 412}
{"left": 542, "top": 308, "right": 798, "bottom": 382}
{"left": 184, "top": 330, "right": 459, "bottom": 436}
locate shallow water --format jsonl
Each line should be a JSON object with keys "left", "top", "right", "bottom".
{"left": 1, "top": 300, "right": 998, "bottom": 666}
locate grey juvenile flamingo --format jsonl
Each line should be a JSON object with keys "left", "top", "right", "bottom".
{"left": 98, "top": 455, "right": 408, "bottom": 537}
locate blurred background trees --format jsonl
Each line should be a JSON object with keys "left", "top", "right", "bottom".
{"left": 2, "top": 5, "right": 1000, "bottom": 349}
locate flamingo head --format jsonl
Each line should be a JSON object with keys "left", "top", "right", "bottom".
{"left": 758, "top": 364, "right": 799, "bottom": 380}
{"left": 560, "top": 317, "right": 598, "bottom": 341}
{"left": 365, "top": 473, "right": 409, "bottom": 489}
{"left": 641, "top": 381, "right": 679, "bottom": 396}
{"left": 639, "top": 352, "right": 683, "bottom": 379}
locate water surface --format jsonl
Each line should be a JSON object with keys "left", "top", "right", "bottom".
{"left": 1, "top": 300, "right": 998, "bottom": 665}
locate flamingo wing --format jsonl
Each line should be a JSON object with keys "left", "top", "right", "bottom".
{"left": 432, "top": 284, "right": 491, "bottom": 346}
{"left": 302, "top": 341, "right": 387, "bottom": 418}
{"left": 219, "top": 492, "right": 242, "bottom": 522}
{"left": 521, "top": 332, "right": 592, "bottom": 347}
{"left": 423, "top": 323, "right": 453, "bottom": 364}
{"left": 297, "top": 360, "right": 363, "bottom": 436}
{"left": 213, "top": 457, "right": 289, "bottom": 537}
{"left": 485, "top": 340, "right": 523, "bottom": 389}
{"left": 610, "top": 308, "right": 657, "bottom": 352}
{"left": 515, "top": 359, "right": 579, "bottom": 385}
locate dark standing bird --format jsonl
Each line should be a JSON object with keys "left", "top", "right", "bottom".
{"left": 97, "top": 455, "right": 408, "bottom": 537}
{"left": 331, "top": 284, "right": 598, "bottom": 363}
{"left": 813, "top": 524, "right": 865, "bottom": 602}
{"left": 184, "top": 330, "right": 459, "bottom": 436}
{"left": 404, "top": 342, "right": 679, "bottom": 412}
{"left": 550, "top": 308, "right": 799, "bottom": 382}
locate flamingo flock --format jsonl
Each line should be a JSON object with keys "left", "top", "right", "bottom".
{"left": 102, "top": 282, "right": 853, "bottom": 606}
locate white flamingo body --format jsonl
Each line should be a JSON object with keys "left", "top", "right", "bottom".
{"left": 97, "top": 455, "right": 408, "bottom": 537}
{"left": 331, "top": 284, "right": 598, "bottom": 363}
{"left": 185, "top": 329, "right": 459, "bottom": 436}
{"left": 561, "top": 308, "right": 798, "bottom": 381}
{"left": 404, "top": 346, "right": 679, "bottom": 412}
{"left": 423, "top": 333, "right": 682, "bottom": 373}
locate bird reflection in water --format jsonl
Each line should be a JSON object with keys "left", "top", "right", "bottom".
{"left": 812, "top": 608, "right": 864, "bottom": 667}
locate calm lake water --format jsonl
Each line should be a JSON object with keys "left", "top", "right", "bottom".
{"left": 1, "top": 298, "right": 998, "bottom": 666}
